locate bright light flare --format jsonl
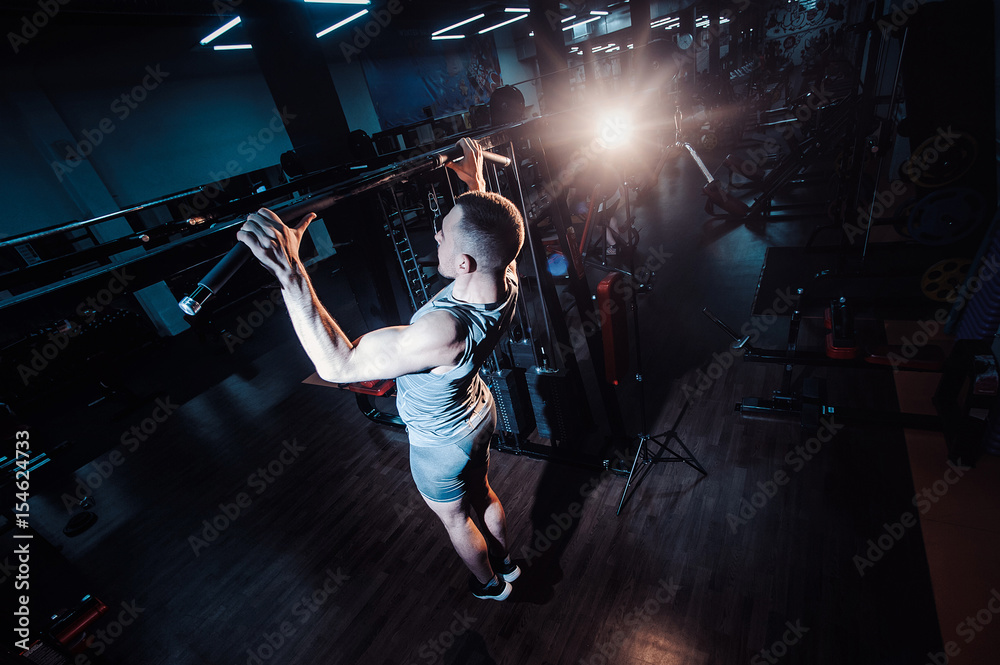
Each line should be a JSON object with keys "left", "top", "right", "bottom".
{"left": 596, "top": 111, "right": 632, "bottom": 150}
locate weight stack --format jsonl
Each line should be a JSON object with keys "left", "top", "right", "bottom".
{"left": 483, "top": 368, "right": 535, "bottom": 435}
{"left": 525, "top": 366, "right": 586, "bottom": 442}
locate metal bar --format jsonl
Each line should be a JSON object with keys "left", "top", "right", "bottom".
{"left": 780, "top": 308, "right": 802, "bottom": 396}
{"left": 509, "top": 144, "right": 555, "bottom": 367}
{"left": 355, "top": 393, "right": 404, "bottom": 428}
{"left": 506, "top": 144, "right": 541, "bottom": 369}
{"left": 493, "top": 439, "right": 610, "bottom": 472}
{"left": 0, "top": 133, "right": 502, "bottom": 311}
{"left": 0, "top": 188, "right": 203, "bottom": 249}
{"left": 444, "top": 164, "right": 457, "bottom": 206}
{"left": 682, "top": 143, "right": 715, "bottom": 183}
{"left": 862, "top": 27, "right": 908, "bottom": 263}
{"left": 737, "top": 399, "right": 943, "bottom": 430}
{"left": 702, "top": 307, "right": 743, "bottom": 342}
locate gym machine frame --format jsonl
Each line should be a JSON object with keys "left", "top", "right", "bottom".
{"left": 702, "top": 295, "right": 943, "bottom": 431}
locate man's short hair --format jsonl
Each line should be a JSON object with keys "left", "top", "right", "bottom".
{"left": 454, "top": 191, "right": 524, "bottom": 272}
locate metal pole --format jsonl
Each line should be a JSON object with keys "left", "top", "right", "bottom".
{"left": 508, "top": 143, "right": 554, "bottom": 368}
{"left": 861, "top": 27, "right": 908, "bottom": 263}
{"left": 0, "top": 188, "right": 203, "bottom": 249}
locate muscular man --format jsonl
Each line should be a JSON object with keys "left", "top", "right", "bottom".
{"left": 238, "top": 138, "right": 523, "bottom": 601}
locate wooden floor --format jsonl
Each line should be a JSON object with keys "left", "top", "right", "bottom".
{"left": 893, "top": 339, "right": 1000, "bottom": 665}
{"left": 15, "top": 145, "right": 965, "bottom": 664}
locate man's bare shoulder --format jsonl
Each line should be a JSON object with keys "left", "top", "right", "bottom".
{"left": 408, "top": 309, "right": 465, "bottom": 345}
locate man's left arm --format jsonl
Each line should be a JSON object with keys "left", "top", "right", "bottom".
{"left": 447, "top": 137, "right": 486, "bottom": 192}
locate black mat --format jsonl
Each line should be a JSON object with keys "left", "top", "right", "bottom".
{"left": 752, "top": 243, "right": 976, "bottom": 320}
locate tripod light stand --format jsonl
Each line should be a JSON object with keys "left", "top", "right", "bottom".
{"left": 613, "top": 252, "right": 708, "bottom": 515}
{"left": 577, "top": 108, "right": 709, "bottom": 513}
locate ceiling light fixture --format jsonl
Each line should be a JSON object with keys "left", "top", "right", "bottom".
{"left": 562, "top": 16, "right": 600, "bottom": 30}
{"left": 316, "top": 9, "right": 368, "bottom": 37}
{"left": 213, "top": 43, "right": 252, "bottom": 50}
{"left": 651, "top": 16, "right": 678, "bottom": 27}
{"left": 478, "top": 13, "right": 529, "bottom": 33}
{"left": 432, "top": 13, "right": 485, "bottom": 36}
{"left": 200, "top": 16, "right": 241, "bottom": 45}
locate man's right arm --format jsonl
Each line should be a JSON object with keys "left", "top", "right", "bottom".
{"left": 239, "top": 208, "right": 465, "bottom": 384}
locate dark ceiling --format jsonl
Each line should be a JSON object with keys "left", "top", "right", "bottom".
{"left": 0, "top": 1, "right": 546, "bottom": 68}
